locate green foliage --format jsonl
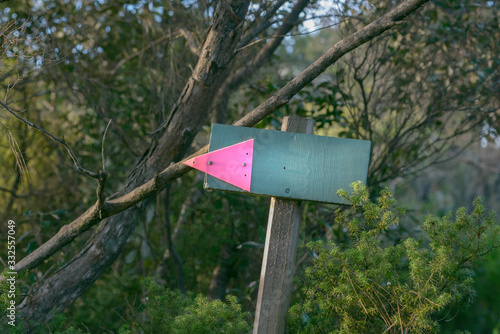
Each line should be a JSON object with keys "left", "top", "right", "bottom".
{"left": 36, "top": 314, "right": 83, "bottom": 334}
{"left": 62, "top": 268, "right": 144, "bottom": 332}
{"left": 1, "top": 0, "right": 498, "bottom": 331}
{"left": 125, "top": 277, "right": 251, "bottom": 334}
{"left": 2, "top": 276, "right": 250, "bottom": 333}
{"left": 0, "top": 305, "right": 83, "bottom": 334}
{"left": 439, "top": 246, "right": 500, "bottom": 333}
{"left": 288, "top": 182, "right": 498, "bottom": 333}
{"left": 392, "top": 147, "right": 500, "bottom": 333}
{"left": 170, "top": 295, "right": 251, "bottom": 334}
{"left": 1, "top": 270, "right": 26, "bottom": 333}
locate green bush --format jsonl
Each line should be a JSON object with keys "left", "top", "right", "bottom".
{"left": 134, "top": 277, "right": 251, "bottom": 334}
{"left": 1, "top": 275, "right": 249, "bottom": 333}
{"left": 288, "top": 182, "right": 498, "bottom": 334}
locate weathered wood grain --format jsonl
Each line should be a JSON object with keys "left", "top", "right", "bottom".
{"left": 253, "top": 116, "right": 313, "bottom": 334}
{"left": 205, "top": 123, "right": 371, "bottom": 204}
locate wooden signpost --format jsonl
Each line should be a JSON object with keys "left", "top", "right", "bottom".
{"left": 184, "top": 117, "right": 371, "bottom": 333}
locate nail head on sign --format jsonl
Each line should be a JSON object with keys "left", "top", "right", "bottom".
{"left": 208, "top": 161, "right": 213, "bottom": 165}
{"left": 285, "top": 188, "right": 290, "bottom": 194}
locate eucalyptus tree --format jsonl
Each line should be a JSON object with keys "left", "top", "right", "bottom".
{"left": 0, "top": 0, "right": 497, "bottom": 330}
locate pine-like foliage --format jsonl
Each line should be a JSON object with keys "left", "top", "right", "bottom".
{"left": 119, "top": 277, "right": 251, "bottom": 334}
{"left": 288, "top": 182, "right": 498, "bottom": 333}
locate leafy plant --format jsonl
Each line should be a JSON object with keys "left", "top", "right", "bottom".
{"left": 288, "top": 182, "right": 498, "bottom": 333}
{"left": 121, "top": 277, "right": 251, "bottom": 334}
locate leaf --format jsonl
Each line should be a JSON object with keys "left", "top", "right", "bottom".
{"left": 145, "top": 204, "right": 155, "bottom": 224}
{"left": 29, "top": 272, "right": 37, "bottom": 284}
{"left": 18, "top": 230, "right": 34, "bottom": 242}
{"left": 315, "top": 217, "right": 332, "bottom": 232}
{"left": 50, "top": 209, "right": 67, "bottom": 217}
{"left": 141, "top": 239, "right": 151, "bottom": 258}
{"left": 236, "top": 241, "right": 264, "bottom": 249}
{"left": 214, "top": 199, "right": 223, "bottom": 210}
{"left": 125, "top": 250, "right": 137, "bottom": 264}
{"left": 25, "top": 240, "right": 38, "bottom": 255}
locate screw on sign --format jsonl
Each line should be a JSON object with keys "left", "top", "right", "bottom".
{"left": 184, "top": 117, "right": 371, "bottom": 334}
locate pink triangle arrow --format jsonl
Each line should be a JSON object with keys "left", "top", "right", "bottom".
{"left": 183, "top": 139, "right": 254, "bottom": 192}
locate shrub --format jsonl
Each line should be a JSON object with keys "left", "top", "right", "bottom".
{"left": 288, "top": 182, "right": 498, "bottom": 334}
{"left": 137, "top": 277, "right": 250, "bottom": 334}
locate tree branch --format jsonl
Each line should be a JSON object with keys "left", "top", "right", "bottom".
{"left": 0, "top": 100, "right": 100, "bottom": 179}
{"left": 8, "top": 0, "right": 430, "bottom": 279}
{"left": 108, "top": 33, "right": 178, "bottom": 75}
{"left": 234, "top": 0, "right": 430, "bottom": 127}
{"left": 0, "top": 186, "right": 31, "bottom": 198}
{"left": 213, "top": 0, "right": 311, "bottom": 123}
{"left": 179, "top": 28, "right": 200, "bottom": 56}
{"left": 101, "top": 119, "right": 112, "bottom": 171}
{"left": 237, "top": 0, "right": 288, "bottom": 50}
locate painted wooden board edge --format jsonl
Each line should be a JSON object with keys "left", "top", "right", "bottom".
{"left": 203, "top": 123, "right": 371, "bottom": 205}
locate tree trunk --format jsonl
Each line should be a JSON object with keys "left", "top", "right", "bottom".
{"left": 212, "top": 0, "right": 310, "bottom": 124}
{"left": 13, "top": 0, "right": 432, "bottom": 327}
{"left": 207, "top": 243, "right": 234, "bottom": 300}
{"left": 17, "top": 0, "right": 250, "bottom": 327}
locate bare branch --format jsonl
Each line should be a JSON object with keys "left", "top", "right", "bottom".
{"left": 9, "top": 145, "right": 204, "bottom": 275}
{"left": 235, "top": 0, "right": 430, "bottom": 127}
{"left": 0, "top": 100, "right": 100, "bottom": 179}
{"left": 235, "top": 18, "right": 356, "bottom": 54}
{"left": 179, "top": 28, "right": 200, "bottom": 56}
{"left": 108, "top": 33, "right": 179, "bottom": 75}
{"left": 214, "top": 0, "right": 311, "bottom": 123}
{"left": 237, "top": 0, "right": 288, "bottom": 49}
{"left": 8, "top": 0, "right": 430, "bottom": 277}
{"left": 96, "top": 170, "right": 108, "bottom": 220}
{"left": 101, "top": 119, "right": 112, "bottom": 171}
{"left": 0, "top": 186, "right": 31, "bottom": 198}
{"left": 95, "top": 107, "right": 141, "bottom": 157}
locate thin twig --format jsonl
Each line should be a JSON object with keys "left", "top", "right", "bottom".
{"left": 409, "top": 290, "right": 441, "bottom": 307}
{"left": 102, "top": 119, "right": 112, "bottom": 171}
{"left": 179, "top": 28, "right": 200, "bottom": 56}
{"left": 109, "top": 33, "right": 180, "bottom": 75}
{"left": 7, "top": 130, "right": 31, "bottom": 183}
{"left": 7, "top": 0, "right": 431, "bottom": 277}
{"left": 96, "top": 170, "right": 107, "bottom": 210}
{"left": 345, "top": 268, "right": 369, "bottom": 314}
{"left": 0, "top": 100, "right": 99, "bottom": 179}
{"left": 236, "top": 18, "right": 357, "bottom": 54}
{"left": 164, "top": 185, "right": 187, "bottom": 294}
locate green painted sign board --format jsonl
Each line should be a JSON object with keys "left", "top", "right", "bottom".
{"left": 204, "top": 124, "right": 371, "bottom": 205}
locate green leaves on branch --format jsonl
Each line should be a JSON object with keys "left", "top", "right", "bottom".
{"left": 289, "top": 182, "right": 498, "bottom": 333}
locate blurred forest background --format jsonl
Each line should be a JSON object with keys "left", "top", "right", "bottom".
{"left": 0, "top": 0, "right": 499, "bottom": 332}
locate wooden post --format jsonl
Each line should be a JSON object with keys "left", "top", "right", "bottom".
{"left": 253, "top": 116, "right": 314, "bottom": 334}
